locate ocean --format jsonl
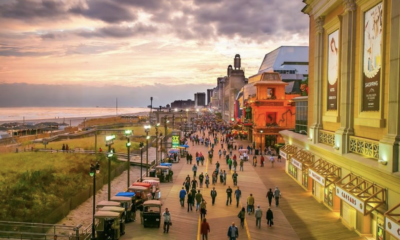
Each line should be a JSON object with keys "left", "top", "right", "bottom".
{"left": 0, "top": 107, "right": 149, "bottom": 125}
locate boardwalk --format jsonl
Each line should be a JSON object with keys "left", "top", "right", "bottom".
{"left": 121, "top": 132, "right": 364, "bottom": 240}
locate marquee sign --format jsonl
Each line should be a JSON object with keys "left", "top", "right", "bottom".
{"left": 291, "top": 158, "right": 302, "bottom": 170}
{"left": 308, "top": 169, "right": 325, "bottom": 186}
{"left": 386, "top": 217, "right": 400, "bottom": 238}
{"left": 280, "top": 151, "right": 287, "bottom": 159}
{"left": 336, "top": 187, "right": 364, "bottom": 214}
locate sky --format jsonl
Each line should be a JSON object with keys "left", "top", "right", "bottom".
{"left": 0, "top": 0, "right": 309, "bottom": 107}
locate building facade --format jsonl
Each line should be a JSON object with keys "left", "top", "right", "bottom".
{"left": 170, "top": 99, "right": 195, "bottom": 109}
{"left": 280, "top": 0, "right": 400, "bottom": 239}
{"left": 194, "top": 92, "right": 206, "bottom": 108}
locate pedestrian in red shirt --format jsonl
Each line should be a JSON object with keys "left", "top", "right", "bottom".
{"left": 201, "top": 218, "right": 210, "bottom": 240}
{"left": 260, "top": 155, "right": 265, "bottom": 167}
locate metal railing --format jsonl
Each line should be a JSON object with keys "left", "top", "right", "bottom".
{"left": 0, "top": 221, "right": 84, "bottom": 240}
{"left": 318, "top": 130, "right": 335, "bottom": 146}
{"left": 349, "top": 136, "right": 379, "bottom": 159}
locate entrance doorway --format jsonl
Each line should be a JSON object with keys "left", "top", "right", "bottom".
{"left": 264, "top": 135, "right": 277, "bottom": 147}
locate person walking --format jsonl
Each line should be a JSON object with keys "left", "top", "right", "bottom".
{"left": 274, "top": 187, "right": 281, "bottom": 206}
{"left": 278, "top": 154, "right": 282, "bottom": 162}
{"left": 234, "top": 186, "right": 241, "bottom": 208}
{"left": 247, "top": 194, "right": 255, "bottom": 214}
{"left": 238, "top": 207, "right": 246, "bottom": 228}
{"left": 195, "top": 190, "right": 203, "bottom": 211}
{"left": 179, "top": 187, "right": 186, "bottom": 207}
{"left": 210, "top": 187, "right": 217, "bottom": 205}
{"left": 162, "top": 208, "right": 171, "bottom": 233}
{"left": 227, "top": 222, "right": 239, "bottom": 240}
{"left": 266, "top": 207, "right": 274, "bottom": 227}
{"left": 205, "top": 174, "right": 210, "bottom": 188}
{"left": 266, "top": 188, "right": 274, "bottom": 207}
{"left": 233, "top": 159, "right": 238, "bottom": 171}
{"left": 200, "top": 218, "right": 210, "bottom": 240}
{"left": 200, "top": 199, "right": 207, "bottom": 220}
{"left": 226, "top": 186, "right": 233, "bottom": 206}
{"left": 223, "top": 170, "right": 227, "bottom": 185}
{"left": 199, "top": 172, "right": 204, "bottom": 188}
{"left": 232, "top": 171, "right": 238, "bottom": 186}
{"left": 187, "top": 191, "right": 194, "bottom": 212}
{"left": 254, "top": 205, "right": 263, "bottom": 228}
{"left": 270, "top": 155, "right": 275, "bottom": 168}
{"left": 253, "top": 155, "right": 257, "bottom": 167}
{"left": 239, "top": 159, "right": 244, "bottom": 171}
{"left": 228, "top": 158, "right": 232, "bottom": 170}
{"left": 192, "top": 164, "right": 198, "bottom": 178}
{"left": 184, "top": 180, "right": 190, "bottom": 192}
{"left": 191, "top": 178, "right": 198, "bottom": 190}
{"left": 260, "top": 155, "right": 265, "bottom": 167}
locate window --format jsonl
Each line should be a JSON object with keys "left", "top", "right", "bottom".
{"left": 295, "top": 100, "right": 308, "bottom": 133}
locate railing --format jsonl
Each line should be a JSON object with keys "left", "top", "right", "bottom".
{"left": 318, "top": 130, "right": 335, "bottom": 146}
{"left": 0, "top": 221, "right": 84, "bottom": 240}
{"left": 349, "top": 136, "right": 379, "bottom": 159}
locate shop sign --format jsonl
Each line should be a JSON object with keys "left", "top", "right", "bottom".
{"left": 309, "top": 169, "right": 325, "bottom": 186}
{"left": 291, "top": 158, "right": 302, "bottom": 170}
{"left": 386, "top": 217, "right": 400, "bottom": 239}
{"left": 172, "top": 133, "right": 180, "bottom": 148}
{"left": 280, "top": 151, "right": 287, "bottom": 159}
{"left": 336, "top": 187, "right": 364, "bottom": 214}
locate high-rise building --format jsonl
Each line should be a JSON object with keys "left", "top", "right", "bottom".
{"left": 194, "top": 92, "right": 206, "bottom": 107}
{"left": 206, "top": 89, "right": 213, "bottom": 106}
{"left": 280, "top": 1, "right": 400, "bottom": 239}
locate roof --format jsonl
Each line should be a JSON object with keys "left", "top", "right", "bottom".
{"left": 258, "top": 46, "right": 309, "bottom": 74}
{"left": 110, "top": 196, "right": 132, "bottom": 202}
{"left": 143, "top": 200, "right": 162, "bottom": 206}
{"left": 94, "top": 211, "right": 120, "bottom": 218}
{"left": 96, "top": 201, "right": 120, "bottom": 207}
{"left": 100, "top": 206, "right": 125, "bottom": 212}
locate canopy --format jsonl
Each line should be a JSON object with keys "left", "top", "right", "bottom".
{"left": 96, "top": 201, "right": 120, "bottom": 207}
{"left": 128, "top": 186, "right": 148, "bottom": 191}
{"left": 180, "top": 144, "right": 189, "bottom": 148}
{"left": 160, "top": 163, "right": 172, "bottom": 167}
{"left": 290, "top": 150, "right": 314, "bottom": 171}
{"left": 169, "top": 149, "right": 179, "bottom": 153}
{"left": 155, "top": 166, "right": 169, "bottom": 170}
{"left": 116, "top": 192, "right": 135, "bottom": 197}
{"left": 100, "top": 207, "right": 125, "bottom": 213}
{"left": 142, "top": 177, "right": 160, "bottom": 181}
{"left": 110, "top": 196, "right": 132, "bottom": 202}
{"left": 94, "top": 211, "right": 120, "bottom": 218}
{"left": 132, "top": 182, "right": 151, "bottom": 188}
{"left": 143, "top": 200, "right": 162, "bottom": 207}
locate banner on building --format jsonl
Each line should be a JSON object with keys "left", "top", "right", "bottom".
{"left": 328, "top": 30, "right": 339, "bottom": 110}
{"left": 362, "top": 3, "right": 383, "bottom": 111}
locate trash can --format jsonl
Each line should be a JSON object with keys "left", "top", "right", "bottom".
{"left": 149, "top": 169, "right": 156, "bottom": 177}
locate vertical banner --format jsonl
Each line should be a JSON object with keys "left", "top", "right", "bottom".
{"left": 172, "top": 132, "right": 180, "bottom": 148}
{"left": 327, "top": 30, "right": 339, "bottom": 110}
{"left": 363, "top": 3, "right": 383, "bottom": 111}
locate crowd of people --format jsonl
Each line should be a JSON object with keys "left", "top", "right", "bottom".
{"left": 163, "top": 113, "right": 283, "bottom": 239}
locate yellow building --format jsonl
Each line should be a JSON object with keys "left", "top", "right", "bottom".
{"left": 279, "top": 0, "right": 400, "bottom": 239}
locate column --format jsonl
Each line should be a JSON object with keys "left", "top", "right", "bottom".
{"left": 310, "top": 16, "right": 325, "bottom": 144}
{"left": 335, "top": 0, "right": 356, "bottom": 154}
{"left": 380, "top": 0, "right": 400, "bottom": 172}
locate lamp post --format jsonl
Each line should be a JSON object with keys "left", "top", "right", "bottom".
{"left": 90, "top": 162, "right": 100, "bottom": 240}
{"left": 105, "top": 135, "right": 115, "bottom": 200}
{"left": 139, "top": 142, "right": 144, "bottom": 181}
{"left": 260, "top": 130, "right": 263, "bottom": 150}
{"left": 172, "top": 113, "right": 175, "bottom": 130}
{"left": 150, "top": 97, "right": 153, "bottom": 124}
{"left": 144, "top": 124, "right": 151, "bottom": 177}
{"left": 125, "top": 130, "right": 133, "bottom": 188}
{"left": 164, "top": 117, "right": 169, "bottom": 159}
{"left": 155, "top": 123, "right": 160, "bottom": 165}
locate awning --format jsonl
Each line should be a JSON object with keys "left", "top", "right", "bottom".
{"left": 308, "top": 159, "right": 341, "bottom": 187}
{"left": 290, "top": 150, "right": 315, "bottom": 171}
{"left": 279, "top": 145, "right": 298, "bottom": 159}
{"left": 385, "top": 203, "right": 400, "bottom": 239}
{"left": 336, "top": 173, "right": 386, "bottom": 215}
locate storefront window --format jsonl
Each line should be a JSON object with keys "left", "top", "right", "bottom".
{"left": 295, "top": 100, "right": 308, "bottom": 133}
{"left": 302, "top": 171, "right": 308, "bottom": 188}
{"left": 288, "top": 162, "right": 298, "bottom": 179}
{"left": 324, "top": 187, "right": 334, "bottom": 207}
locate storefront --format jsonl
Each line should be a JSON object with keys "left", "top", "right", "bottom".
{"left": 280, "top": 144, "right": 298, "bottom": 173}
{"left": 308, "top": 159, "right": 341, "bottom": 211}
{"left": 336, "top": 173, "right": 386, "bottom": 238}
{"left": 385, "top": 203, "right": 400, "bottom": 240}
{"left": 288, "top": 150, "right": 315, "bottom": 191}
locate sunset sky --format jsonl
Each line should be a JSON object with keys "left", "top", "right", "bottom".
{"left": 0, "top": 0, "right": 309, "bottom": 107}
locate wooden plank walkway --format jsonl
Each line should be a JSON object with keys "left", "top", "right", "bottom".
{"left": 121, "top": 132, "right": 365, "bottom": 240}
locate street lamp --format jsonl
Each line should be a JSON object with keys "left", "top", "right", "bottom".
{"left": 124, "top": 130, "right": 133, "bottom": 188}
{"left": 139, "top": 142, "right": 144, "bottom": 182}
{"left": 155, "top": 123, "right": 160, "bottom": 165}
{"left": 144, "top": 124, "right": 151, "bottom": 177}
{"left": 105, "top": 134, "right": 115, "bottom": 200}
{"left": 164, "top": 117, "right": 169, "bottom": 159}
{"left": 260, "top": 130, "right": 263, "bottom": 150}
{"left": 90, "top": 161, "right": 100, "bottom": 240}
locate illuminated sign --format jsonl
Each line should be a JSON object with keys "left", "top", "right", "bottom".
{"left": 308, "top": 169, "right": 325, "bottom": 186}
{"left": 291, "top": 158, "right": 302, "bottom": 170}
{"left": 280, "top": 151, "right": 287, "bottom": 159}
{"left": 336, "top": 187, "right": 364, "bottom": 213}
{"left": 105, "top": 135, "right": 116, "bottom": 141}
{"left": 386, "top": 217, "right": 400, "bottom": 238}
{"left": 172, "top": 135, "right": 180, "bottom": 148}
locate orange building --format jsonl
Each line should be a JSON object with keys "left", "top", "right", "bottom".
{"left": 244, "top": 72, "right": 299, "bottom": 148}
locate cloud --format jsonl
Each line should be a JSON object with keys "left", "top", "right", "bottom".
{"left": 76, "top": 24, "right": 158, "bottom": 38}
{"left": 69, "top": 0, "right": 137, "bottom": 23}
{"left": 0, "top": 0, "right": 69, "bottom": 21}
{"left": 0, "top": 83, "right": 214, "bottom": 107}
{"left": 0, "top": 46, "right": 56, "bottom": 57}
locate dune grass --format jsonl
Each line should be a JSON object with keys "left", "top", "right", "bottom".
{"left": 0, "top": 152, "right": 119, "bottom": 221}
